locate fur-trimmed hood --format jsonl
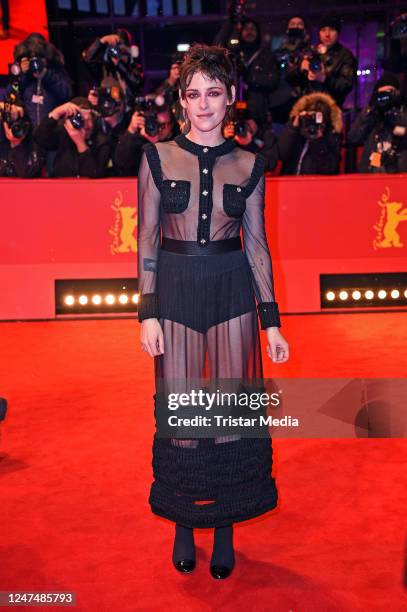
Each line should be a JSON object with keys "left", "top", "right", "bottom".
{"left": 290, "top": 92, "right": 343, "bottom": 134}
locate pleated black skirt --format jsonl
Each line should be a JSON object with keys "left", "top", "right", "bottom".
{"left": 148, "top": 240, "right": 278, "bottom": 528}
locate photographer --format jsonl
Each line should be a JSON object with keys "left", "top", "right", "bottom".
{"left": 348, "top": 73, "right": 407, "bottom": 173}
{"left": 9, "top": 33, "right": 72, "bottom": 127}
{"left": 278, "top": 92, "right": 343, "bottom": 175}
{"left": 214, "top": 12, "right": 279, "bottom": 129}
{"left": 0, "top": 102, "right": 44, "bottom": 177}
{"left": 34, "top": 97, "right": 111, "bottom": 178}
{"left": 82, "top": 29, "right": 144, "bottom": 109}
{"left": 154, "top": 52, "right": 185, "bottom": 123}
{"left": 270, "top": 16, "right": 312, "bottom": 129}
{"left": 88, "top": 79, "right": 131, "bottom": 176}
{"left": 386, "top": 14, "right": 407, "bottom": 103}
{"left": 223, "top": 103, "right": 279, "bottom": 171}
{"left": 114, "top": 102, "right": 175, "bottom": 176}
{"left": 296, "top": 14, "right": 357, "bottom": 108}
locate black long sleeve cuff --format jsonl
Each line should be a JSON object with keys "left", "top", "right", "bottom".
{"left": 257, "top": 302, "right": 281, "bottom": 329}
{"left": 138, "top": 292, "right": 159, "bottom": 322}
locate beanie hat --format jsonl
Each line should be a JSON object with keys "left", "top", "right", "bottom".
{"left": 319, "top": 14, "right": 342, "bottom": 33}
{"left": 374, "top": 72, "right": 401, "bottom": 91}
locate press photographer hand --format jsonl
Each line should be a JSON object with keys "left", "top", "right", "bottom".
{"left": 100, "top": 34, "right": 120, "bottom": 46}
{"left": 140, "top": 319, "right": 164, "bottom": 357}
{"left": 128, "top": 111, "right": 160, "bottom": 143}
{"left": 49, "top": 102, "right": 81, "bottom": 121}
{"left": 308, "top": 63, "right": 326, "bottom": 83}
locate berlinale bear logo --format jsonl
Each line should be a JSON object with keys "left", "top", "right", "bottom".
{"left": 373, "top": 186, "right": 407, "bottom": 249}
{"left": 109, "top": 191, "right": 137, "bottom": 254}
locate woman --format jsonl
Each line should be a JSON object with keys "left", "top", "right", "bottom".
{"left": 137, "top": 44, "right": 289, "bottom": 579}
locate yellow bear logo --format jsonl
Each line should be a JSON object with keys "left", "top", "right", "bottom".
{"left": 373, "top": 186, "right": 407, "bottom": 249}
{"left": 110, "top": 191, "right": 137, "bottom": 254}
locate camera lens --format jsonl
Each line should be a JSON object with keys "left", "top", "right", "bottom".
{"left": 69, "top": 112, "right": 84, "bottom": 130}
{"left": 30, "top": 57, "right": 45, "bottom": 74}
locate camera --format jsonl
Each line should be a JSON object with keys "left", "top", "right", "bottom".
{"left": 276, "top": 51, "right": 295, "bottom": 71}
{"left": 233, "top": 100, "right": 249, "bottom": 137}
{"left": 1, "top": 98, "right": 31, "bottom": 140}
{"left": 94, "top": 86, "right": 122, "bottom": 117}
{"left": 134, "top": 95, "right": 166, "bottom": 137}
{"left": 29, "top": 56, "right": 46, "bottom": 75}
{"left": 308, "top": 51, "right": 322, "bottom": 73}
{"left": 371, "top": 89, "right": 400, "bottom": 114}
{"left": 299, "top": 111, "right": 325, "bottom": 139}
{"left": 106, "top": 45, "right": 121, "bottom": 62}
{"left": 69, "top": 111, "right": 85, "bottom": 130}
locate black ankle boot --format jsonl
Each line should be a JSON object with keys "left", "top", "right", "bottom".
{"left": 172, "top": 524, "right": 196, "bottom": 573}
{"left": 210, "top": 524, "right": 235, "bottom": 579}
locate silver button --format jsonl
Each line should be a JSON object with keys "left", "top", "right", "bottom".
{"left": 200, "top": 238, "right": 206, "bottom": 244}
{"left": 237, "top": 187, "right": 242, "bottom": 192}
{"left": 202, "top": 168, "right": 208, "bottom": 174}
{"left": 202, "top": 190, "right": 208, "bottom": 196}
{"left": 170, "top": 181, "right": 176, "bottom": 187}
{"left": 203, "top": 147, "right": 209, "bottom": 153}
{"left": 201, "top": 213, "right": 207, "bottom": 220}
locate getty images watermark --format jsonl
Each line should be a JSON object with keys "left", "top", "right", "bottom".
{"left": 154, "top": 385, "right": 299, "bottom": 438}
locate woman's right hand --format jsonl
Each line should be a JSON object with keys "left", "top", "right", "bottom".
{"left": 140, "top": 319, "right": 164, "bottom": 357}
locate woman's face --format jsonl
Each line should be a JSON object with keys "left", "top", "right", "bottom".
{"left": 180, "top": 71, "right": 235, "bottom": 134}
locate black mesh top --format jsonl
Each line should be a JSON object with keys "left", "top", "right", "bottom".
{"left": 137, "top": 133, "right": 281, "bottom": 329}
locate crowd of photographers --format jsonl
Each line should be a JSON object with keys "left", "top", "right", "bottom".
{"left": 0, "top": 10, "right": 406, "bottom": 179}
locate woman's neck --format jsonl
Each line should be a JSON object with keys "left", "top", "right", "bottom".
{"left": 186, "top": 126, "right": 225, "bottom": 147}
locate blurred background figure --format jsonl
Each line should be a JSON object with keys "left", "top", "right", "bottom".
{"left": 215, "top": 4, "right": 279, "bottom": 131}
{"left": 0, "top": 100, "right": 44, "bottom": 177}
{"left": 82, "top": 28, "right": 144, "bottom": 111}
{"left": 34, "top": 97, "right": 111, "bottom": 178}
{"left": 278, "top": 91, "right": 343, "bottom": 175}
{"left": 114, "top": 100, "right": 175, "bottom": 176}
{"left": 295, "top": 14, "right": 357, "bottom": 108}
{"left": 270, "top": 15, "right": 311, "bottom": 133}
{"left": 8, "top": 33, "right": 72, "bottom": 128}
{"left": 348, "top": 73, "right": 407, "bottom": 173}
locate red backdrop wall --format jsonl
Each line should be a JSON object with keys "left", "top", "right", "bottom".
{"left": 0, "top": 175, "right": 406, "bottom": 320}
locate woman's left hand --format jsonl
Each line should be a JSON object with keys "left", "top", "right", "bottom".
{"left": 265, "top": 327, "right": 289, "bottom": 363}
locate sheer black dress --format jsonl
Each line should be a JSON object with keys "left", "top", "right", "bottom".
{"left": 137, "top": 133, "right": 282, "bottom": 529}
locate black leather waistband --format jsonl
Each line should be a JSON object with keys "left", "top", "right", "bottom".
{"left": 161, "top": 236, "right": 242, "bottom": 255}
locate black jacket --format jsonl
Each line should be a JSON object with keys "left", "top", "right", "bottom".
{"left": 82, "top": 39, "right": 143, "bottom": 102}
{"left": 214, "top": 21, "right": 279, "bottom": 127}
{"left": 34, "top": 116, "right": 111, "bottom": 178}
{"left": 0, "top": 129, "right": 44, "bottom": 178}
{"left": 295, "top": 42, "right": 357, "bottom": 108}
{"left": 278, "top": 123, "right": 342, "bottom": 175}
{"left": 348, "top": 105, "right": 407, "bottom": 173}
{"left": 114, "top": 131, "right": 173, "bottom": 176}
{"left": 6, "top": 65, "right": 72, "bottom": 128}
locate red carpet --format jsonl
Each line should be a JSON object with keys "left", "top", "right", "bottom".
{"left": 0, "top": 313, "right": 406, "bottom": 611}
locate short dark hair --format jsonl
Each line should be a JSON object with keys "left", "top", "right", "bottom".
{"left": 179, "top": 44, "right": 235, "bottom": 102}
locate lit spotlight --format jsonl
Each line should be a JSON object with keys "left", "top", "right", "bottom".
{"left": 339, "top": 291, "right": 348, "bottom": 300}
{"left": 378, "top": 290, "right": 387, "bottom": 299}
{"left": 92, "top": 295, "right": 102, "bottom": 305}
{"left": 132, "top": 293, "right": 139, "bottom": 304}
{"left": 106, "top": 294, "right": 115, "bottom": 305}
{"left": 352, "top": 290, "right": 361, "bottom": 300}
{"left": 326, "top": 291, "right": 335, "bottom": 301}
{"left": 404, "top": 289, "right": 407, "bottom": 298}
{"left": 119, "top": 294, "right": 128, "bottom": 304}
{"left": 391, "top": 289, "right": 400, "bottom": 299}
{"left": 365, "top": 290, "right": 374, "bottom": 300}
{"left": 64, "top": 295, "right": 74, "bottom": 306}
{"left": 79, "top": 295, "right": 88, "bottom": 305}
